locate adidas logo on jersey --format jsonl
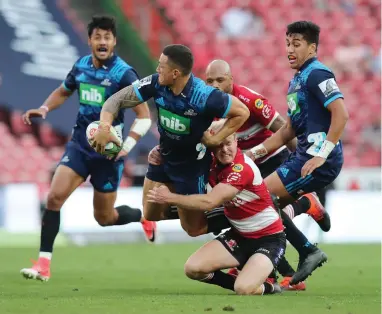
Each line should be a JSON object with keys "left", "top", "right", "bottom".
{"left": 61, "top": 156, "right": 70, "bottom": 163}
{"left": 103, "top": 182, "right": 114, "bottom": 191}
{"left": 156, "top": 97, "right": 165, "bottom": 107}
{"left": 100, "top": 79, "right": 112, "bottom": 86}
{"left": 280, "top": 167, "right": 289, "bottom": 178}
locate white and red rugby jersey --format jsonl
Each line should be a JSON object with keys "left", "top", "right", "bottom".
{"left": 209, "top": 149, "right": 284, "bottom": 239}
{"left": 232, "top": 84, "right": 286, "bottom": 163}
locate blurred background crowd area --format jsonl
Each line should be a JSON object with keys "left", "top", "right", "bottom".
{"left": 0, "top": 0, "right": 380, "bottom": 195}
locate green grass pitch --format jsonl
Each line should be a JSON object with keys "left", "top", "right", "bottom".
{"left": 0, "top": 243, "right": 380, "bottom": 314}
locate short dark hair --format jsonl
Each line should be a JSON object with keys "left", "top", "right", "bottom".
{"left": 87, "top": 15, "right": 117, "bottom": 38}
{"left": 162, "top": 44, "right": 193, "bottom": 75}
{"left": 286, "top": 21, "right": 320, "bottom": 51}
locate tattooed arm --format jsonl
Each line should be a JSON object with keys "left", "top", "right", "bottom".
{"left": 92, "top": 75, "right": 156, "bottom": 153}
{"left": 100, "top": 85, "right": 144, "bottom": 126}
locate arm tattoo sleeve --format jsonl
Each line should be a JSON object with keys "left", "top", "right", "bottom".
{"left": 102, "top": 85, "right": 143, "bottom": 116}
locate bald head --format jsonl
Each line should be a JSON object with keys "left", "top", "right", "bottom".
{"left": 205, "top": 59, "right": 233, "bottom": 94}
{"left": 206, "top": 59, "right": 232, "bottom": 76}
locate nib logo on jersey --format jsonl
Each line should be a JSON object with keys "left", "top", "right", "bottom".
{"left": 287, "top": 93, "right": 300, "bottom": 115}
{"left": 80, "top": 83, "right": 105, "bottom": 106}
{"left": 159, "top": 108, "right": 190, "bottom": 135}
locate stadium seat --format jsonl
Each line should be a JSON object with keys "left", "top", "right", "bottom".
{"left": 39, "top": 123, "right": 61, "bottom": 147}
{"left": 151, "top": 0, "right": 381, "bottom": 167}
{"left": 10, "top": 111, "right": 32, "bottom": 135}
{"left": 1, "top": 0, "right": 379, "bottom": 187}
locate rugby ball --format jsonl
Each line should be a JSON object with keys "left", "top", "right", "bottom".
{"left": 86, "top": 121, "right": 122, "bottom": 157}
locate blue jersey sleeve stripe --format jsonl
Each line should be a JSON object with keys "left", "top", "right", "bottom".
{"left": 62, "top": 82, "right": 72, "bottom": 91}
{"left": 222, "top": 95, "right": 232, "bottom": 118}
{"left": 324, "top": 94, "right": 343, "bottom": 108}
{"left": 133, "top": 84, "right": 144, "bottom": 102}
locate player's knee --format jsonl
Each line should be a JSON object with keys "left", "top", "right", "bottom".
{"left": 185, "top": 228, "right": 205, "bottom": 237}
{"left": 234, "top": 281, "right": 258, "bottom": 295}
{"left": 184, "top": 258, "right": 207, "bottom": 280}
{"left": 46, "top": 190, "right": 66, "bottom": 210}
{"left": 180, "top": 222, "right": 206, "bottom": 238}
{"left": 94, "top": 212, "right": 114, "bottom": 227}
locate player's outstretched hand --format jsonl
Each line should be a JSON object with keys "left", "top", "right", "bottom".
{"left": 301, "top": 156, "right": 326, "bottom": 178}
{"left": 147, "top": 185, "right": 171, "bottom": 204}
{"left": 201, "top": 130, "right": 221, "bottom": 148}
{"left": 22, "top": 108, "right": 47, "bottom": 125}
{"left": 91, "top": 123, "right": 120, "bottom": 154}
{"left": 148, "top": 145, "right": 162, "bottom": 165}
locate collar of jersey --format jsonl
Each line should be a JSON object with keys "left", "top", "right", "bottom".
{"left": 90, "top": 54, "right": 117, "bottom": 69}
{"left": 298, "top": 56, "right": 317, "bottom": 73}
{"left": 174, "top": 73, "right": 194, "bottom": 96}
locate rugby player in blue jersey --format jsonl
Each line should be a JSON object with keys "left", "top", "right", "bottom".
{"left": 92, "top": 44, "right": 250, "bottom": 236}
{"left": 20, "top": 16, "right": 155, "bottom": 281}
{"left": 249, "top": 21, "right": 349, "bottom": 285}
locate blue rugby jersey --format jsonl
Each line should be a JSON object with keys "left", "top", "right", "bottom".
{"left": 286, "top": 57, "right": 344, "bottom": 166}
{"left": 132, "top": 74, "right": 232, "bottom": 165}
{"left": 63, "top": 54, "right": 139, "bottom": 158}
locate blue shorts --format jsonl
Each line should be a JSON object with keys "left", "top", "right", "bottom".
{"left": 276, "top": 154, "right": 342, "bottom": 199}
{"left": 58, "top": 144, "right": 124, "bottom": 193}
{"left": 146, "top": 163, "right": 209, "bottom": 195}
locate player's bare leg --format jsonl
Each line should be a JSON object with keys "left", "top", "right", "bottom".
{"left": 93, "top": 190, "right": 156, "bottom": 242}
{"left": 184, "top": 240, "right": 239, "bottom": 291}
{"left": 234, "top": 253, "right": 279, "bottom": 295}
{"left": 284, "top": 192, "right": 331, "bottom": 232}
{"left": 142, "top": 177, "right": 175, "bottom": 221}
{"left": 264, "top": 172, "right": 327, "bottom": 285}
{"left": 20, "top": 165, "right": 84, "bottom": 281}
{"left": 185, "top": 240, "right": 279, "bottom": 295}
{"left": 177, "top": 208, "right": 208, "bottom": 237}
{"left": 264, "top": 171, "right": 295, "bottom": 205}
{"left": 266, "top": 172, "right": 330, "bottom": 231}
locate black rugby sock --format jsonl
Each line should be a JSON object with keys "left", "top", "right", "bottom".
{"left": 277, "top": 256, "right": 295, "bottom": 277}
{"left": 115, "top": 205, "right": 142, "bottom": 225}
{"left": 201, "top": 271, "right": 235, "bottom": 291}
{"left": 206, "top": 207, "right": 231, "bottom": 234}
{"left": 164, "top": 206, "right": 179, "bottom": 220}
{"left": 40, "top": 209, "right": 60, "bottom": 253}
{"left": 290, "top": 196, "right": 311, "bottom": 217}
{"left": 263, "top": 282, "right": 276, "bottom": 294}
{"left": 281, "top": 211, "right": 316, "bottom": 256}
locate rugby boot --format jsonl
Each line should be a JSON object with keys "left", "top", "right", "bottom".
{"left": 142, "top": 218, "right": 156, "bottom": 242}
{"left": 305, "top": 192, "right": 331, "bottom": 232}
{"left": 20, "top": 257, "right": 51, "bottom": 282}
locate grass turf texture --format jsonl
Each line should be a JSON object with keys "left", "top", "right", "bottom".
{"left": 1, "top": 244, "right": 380, "bottom": 314}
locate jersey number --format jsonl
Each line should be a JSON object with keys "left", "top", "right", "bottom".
{"left": 196, "top": 143, "right": 207, "bottom": 160}
{"left": 307, "top": 132, "right": 326, "bottom": 156}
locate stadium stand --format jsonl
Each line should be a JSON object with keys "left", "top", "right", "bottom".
{"left": 122, "top": 0, "right": 381, "bottom": 167}
{"left": 0, "top": 0, "right": 380, "bottom": 188}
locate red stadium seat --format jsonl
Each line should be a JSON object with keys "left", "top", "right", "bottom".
{"left": 10, "top": 110, "right": 32, "bottom": 135}
{"left": 39, "top": 123, "right": 61, "bottom": 147}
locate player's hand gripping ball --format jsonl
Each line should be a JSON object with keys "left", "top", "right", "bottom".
{"left": 86, "top": 121, "right": 122, "bottom": 158}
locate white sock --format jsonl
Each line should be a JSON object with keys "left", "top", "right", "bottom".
{"left": 200, "top": 273, "right": 214, "bottom": 281}
{"left": 39, "top": 252, "right": 52, "bottom": 260}
{"left": 282, "top": 205, "right": 295, "bottom": 220}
